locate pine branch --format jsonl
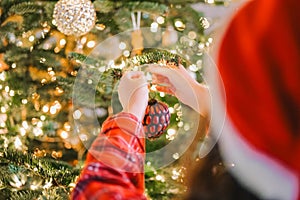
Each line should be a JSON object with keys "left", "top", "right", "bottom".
{"left": 68, "top": 52, "right": 106, "bottom": 67}
{"left": 10, "top": 190, "right": 41, "bottom": 200}
{"left": 8, "top": 2, "right": 41, "bottom": 16}
{"left": 125, "top": 1, "right": 168, "bottom": 14}
{"left": 0, "top": 150, "right": 80, "bottom": 186}
{"left": 129, "top": 49, "right": 187, "bottom": 67}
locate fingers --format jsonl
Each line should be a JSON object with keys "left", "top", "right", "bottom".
{"left": 118, "top": 71, "right": 147, "bottom": 95}
{"left": 122, "top": 71, "right": 147, "bottom": 86}
{"left": 155, "top": 85, "right": 175, "bottom": 95}
{"left": 118, "top": 71, "right": 148, "bottom": 109}
{"left": 152, "top": 74, "right": 171, "bottom": 85}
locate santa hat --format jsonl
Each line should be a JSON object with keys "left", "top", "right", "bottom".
{"left": 208, "top": 1, "right": 300, "bottom": 199}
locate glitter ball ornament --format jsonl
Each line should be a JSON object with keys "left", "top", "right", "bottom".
{"left": 53, "top": 0, "right": 96, "bottom": 36}
{"left": 143, "top": 99, "right": 170, "bottom": 140}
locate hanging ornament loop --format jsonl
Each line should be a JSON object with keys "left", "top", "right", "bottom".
{"left": 131, "top": 11, "right": 141, "bottom": 30}
{"left": 131, "top": 11, "right": 144, "bottom": 55}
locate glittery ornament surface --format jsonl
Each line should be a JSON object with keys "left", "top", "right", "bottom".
{"left": 143, "top": 99, "right": 170, "bottom": 140}
{"left": 53, "top": 0, "right": 96, "bottom": 36}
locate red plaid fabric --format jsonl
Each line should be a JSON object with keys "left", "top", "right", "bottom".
{"left": 71, "top": 112, "right": 146, "bottom": 200}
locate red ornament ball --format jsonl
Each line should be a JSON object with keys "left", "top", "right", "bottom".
{"left": 143, "top": 99, "right": 170, "bottom": 140}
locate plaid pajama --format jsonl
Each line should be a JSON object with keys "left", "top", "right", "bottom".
{"left": 71, "top": 112, "right": 147, "bottom": 200}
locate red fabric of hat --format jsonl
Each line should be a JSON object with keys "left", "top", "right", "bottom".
{"left": 218, "top": 0, "right": 300, "bottom": 198}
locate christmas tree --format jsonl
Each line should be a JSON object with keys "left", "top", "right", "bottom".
{"left": 0, "top": 0, "right": 226, "bottom": 199}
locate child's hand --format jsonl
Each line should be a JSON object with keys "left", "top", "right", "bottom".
{"left": 118, "top": 71, "right": 149, "bottom": 121}
{"left": 148, "top": 64, "right": 210, "bottom": 117}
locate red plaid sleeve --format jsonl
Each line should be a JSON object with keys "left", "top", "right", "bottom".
{"left": 71, "top": 112, "right": 146, "bottom": 200}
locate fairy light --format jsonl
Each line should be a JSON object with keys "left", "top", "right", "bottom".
{"left": 42, "top": 105, "right": 49, "bottom": 113}
{"left": 184, "top": 123, "right": 190, "bottom": 131}
{"left": 79, "top": 133, "right": 88, "bottom": 141}
{"left": 123, "top": 50, "right": 130, "bottom": 57}
{"left": 188, "top": 31, "right": 197, "bottom": 40}
{"left": 189, "top": 64, "right": 198, "bottom": 72}
{"left": 50, "top": 106, "right": 57, "bottom": 114}
{"left": 16, "top": 41, "right": 23, "bottom": 47}
{"left": 73, "top": 110, "right": 82, "bottom": 119}
{"left": 174, "top": 103, "right": 181, "bottom": 111}
{"left": 48, "top": 70, "right": 55, "bottom": 76}
{"left": 174, "top": 20, "right": 185, "bottom": 31}
{"left": 172, "top": 169, "right": 180, "bottom": 180}
{"left": 0, "top": 72, "right": 6, "bottom": 81}
{"left": 14, "top": 137, "right": 23, "bottom": 150}
{"left": 40, "top": 115, "right": 46, "bottom": 121}
{"left": 151, "top": 22, "right": 158, "bottom": 32}
{"left": 54, "top": 47, "right": 60, "bottom": 53}
{"left": 1, "top": 106, "right": 6, "bottom": 113}
{"left": 9, "top": 174, "right": 26, "bottom": 188}
{"left": 4, "top": 86, "right": 9, "bottom": 92}
{"left": 156, "top": 16, "right": 165, "bottom": 24}
{"left": 3, "top": 137, "right": 8, "bottom": 148}
{"left": 199, "top": 17, "right": 210, "bottom": 29}
{"left": 11, "top": 63, "right": 17, "bottom": 69}
{"left": 198, "top": 44, "right": 205, "bottom": 51}
{"left": 43, "top": 178, "right": 53, "bottom": 189}
{"left": 41, "top": 79, "right": 47, "bottom": 84}
{"left": 155, "top": 175, "right": 165, "bottom": 182}
{"left": 30, "top": 184, "right": 39, "bottom": 190}
{"left": 95, "top": 23, "right": 106, "bottom": 31}
{"left": 71, "top": 71, "right": 78, "bottom": 76}
{"left": 177, "top": 121, "right": 184, "bottom": 127}
{"left": 0, "top": 122, "right": 5, "bottom": 128}
{"left": 59, "top": 39, "right": 66, "bottom": 46}
{"left": 49, "top": 101, "right": 61, "bottom": 114}
{"left": 81, "top": 37, "right": 87, "bottom": 44}
{"left": 60, "top": 130, "right": 69, "bottom": 139}
{"left": 113, "top": 60, "right": 125, "bottom": 69}
{"left": 55, "top": 87, "right": 64, "bottom": 95}
{"left": 40, "top": 57, "right": 46, "bottom": 63}
{"left": 196, "top": 60, "right": 203, "bottom": 68}
{"left": 166, "top": 128, "right": 176, "bottom": 140}
{"left": 177, "top": 111, "right": 183, "bottom": 118}
{"left": 87, "top": 40, "right": 96, "bottom": 48}
{"left": 119, "top": 42, "right": 126, "bottom": 50}
{"left": 33, "top": 127, "right": 43, "bottom": 136}
{"left": 21, "top": 99, "right": 28, "bottom": 104}
{"left": 159, "top": 92, "right": 165, "bottom": 97}
{"left": 43, "top": 43, "right": 51, "bottom": 50}
{"left": 172, "top": 152, "right": 180, "bottom": 160}
{"left": 22, "top": 121, "right": 29, "bottom": 129}
{"left": 98, "top": 66, "right": 106, "bottom": 73}
{"left": 64, "top": 122, "right": 71, "bottom": 131}
{"left": 37, "top": 121, "right": 43, "bottom": 128}
{"left": 28, "top": 35, "right": 35, "bottom": 42}
{"left": 150, "top": 85, "right": 157, "bottom": 91}
{"left": 19, "top": 127, "right": 26, "bottom": 136}
{"left": 9, "top": 90, "right": 15, "bottom": 96}
{"left": 31, "top": 119, "right": 39, "bottom": 127}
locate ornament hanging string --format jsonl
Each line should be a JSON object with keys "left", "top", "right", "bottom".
{"left": 131, "top": 11, "right": 141, "bottom": 30}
